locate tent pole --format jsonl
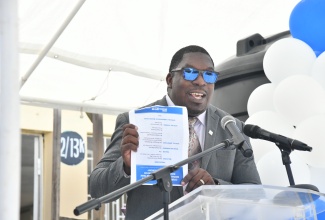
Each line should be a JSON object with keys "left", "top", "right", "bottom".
{"left": 20, "top": 95, "right": 130, "bottom": 116}
{"left": 52, "top": 109, "right": 61, "bottom": 220}
{"left": 92, "top": 113, "right": 105, "bottom": 220}
{"left": 0, "top": 0, "right": 21, "bottom": 220}
{"left": 20, "top": 0, "right": 86, "bottom": 88}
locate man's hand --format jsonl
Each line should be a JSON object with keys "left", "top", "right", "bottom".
{"left": 181, "top": 168, "right": 215, "bottom": 193}
{"left": 120, "top": 124, "right": 139, "bottom": 175}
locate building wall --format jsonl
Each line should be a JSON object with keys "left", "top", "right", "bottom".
{"left": 60, "top": 110, "right": 90, "bottom": 219}
{"left": 20, "top": 105, "right": 117, "bottom": 219}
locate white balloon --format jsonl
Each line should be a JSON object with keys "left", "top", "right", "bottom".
{"left": 273, "top": 75, "right": 325, "bottom": 126}
{"left": 245, "top": 111, "right": 295, "bottom": 162}
{"left": 294, "top": 114, "right": 325, "bottom": 167}
{"left": 247, "top": 83, "right": 276, "bottom": 116}
{"left": 311, "top": 51, "right": 325, "bottom": 90}
{"left": 263, "top": 38, "right": 316, "bottom": 84}
{"left": 257, "top": 150, "right": 311, "bottom": 186}
{"left": 309, "top": 165, "right": 325, "bottom": 193}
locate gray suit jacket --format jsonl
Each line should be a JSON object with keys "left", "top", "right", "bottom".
{"left": 89, "top": 96, "right": 261, "bottom": 220}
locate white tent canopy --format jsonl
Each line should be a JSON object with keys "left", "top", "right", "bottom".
{"left": 4, "top": 1, "right": 324, "bottom": 219}
{"left": 19, "top": 0, "right": 300, "bottom": 115}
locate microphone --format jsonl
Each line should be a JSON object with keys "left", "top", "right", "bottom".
{"left": 243, "top": 124, "right": 312, "bottom": 152}
{"left": 221, "top": 115, "right": 253, "bottom": 157}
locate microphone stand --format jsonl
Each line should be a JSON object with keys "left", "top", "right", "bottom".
{"left": 277, "top": 143, "right": 295, "bottom": 186}
{"left": 276, "top": 143, "right": 319, "bottom": 192}
{"left": 74, "top": 139, "right": 234, "bottom": 220}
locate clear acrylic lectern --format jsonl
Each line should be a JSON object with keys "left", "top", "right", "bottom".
{"left": 146, "top": 185, "right": 325, "bottom": 220}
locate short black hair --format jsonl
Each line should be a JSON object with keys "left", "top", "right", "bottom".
{"left": 168, "top": 45, "right": 214, "bottom": 72}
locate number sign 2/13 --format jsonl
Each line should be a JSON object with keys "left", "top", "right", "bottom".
{"left": 61, "top": 131, "right": 85, "bottom": 165}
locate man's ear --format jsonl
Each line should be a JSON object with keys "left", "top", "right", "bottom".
{"left": 166, "top": 73, "right": 172, "bottom": 88}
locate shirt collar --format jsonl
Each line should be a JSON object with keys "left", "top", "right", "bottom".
{"left": 166, "top": 94, "right": 206, "bottom": 126}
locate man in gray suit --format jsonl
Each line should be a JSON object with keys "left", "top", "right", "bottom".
{"left": 89, "top": 45, "right": 261, "bottom": 219}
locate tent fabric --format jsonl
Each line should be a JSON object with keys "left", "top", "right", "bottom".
{"left": 18, "top": 0, "right": 300, "bottom": 114}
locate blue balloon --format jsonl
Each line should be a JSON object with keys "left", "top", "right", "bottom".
{"left": 289, "top": 0, "right": 325, "bottom": 55}
{"left": 314, "top": 51, "right": 322, "bottom": 57}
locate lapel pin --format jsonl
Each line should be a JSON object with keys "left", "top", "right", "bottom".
{"left": 208, "top": 130, "right": 213, "bottom": 136}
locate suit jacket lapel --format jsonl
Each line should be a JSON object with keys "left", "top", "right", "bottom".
{"left": 201, "top": 106, "right": 220, "bottom": 169}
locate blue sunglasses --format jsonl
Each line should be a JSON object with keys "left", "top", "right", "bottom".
{"left": 170, "top": 67, "right": 219, "bottom": 84}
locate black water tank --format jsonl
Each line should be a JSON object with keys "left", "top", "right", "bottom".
{"left": 212, "top": 31, "right": 291, "bottom": 121}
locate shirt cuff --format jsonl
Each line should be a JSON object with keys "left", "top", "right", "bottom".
{"left": 213, "top": 178, "right": 220, "bottom": 185}
{"left": 122, "top": 162, "right": 130, "bottom": 178}
{"left": 123, "top": 170, "right": 130, "bottom": 178}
